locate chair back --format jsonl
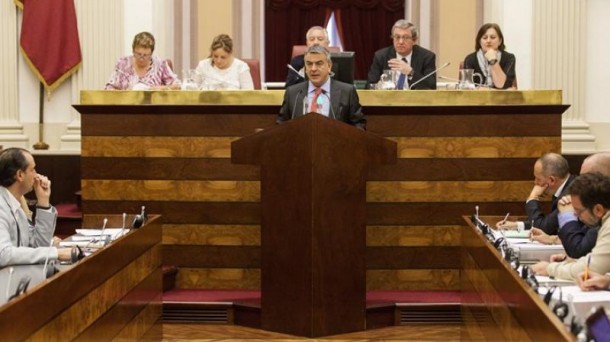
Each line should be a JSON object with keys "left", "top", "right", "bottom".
{"left": 242, "top": 58, "right": 261, "bottom": 90}
{"left": 291, "top": 45, "right": 341, "bottom": 59}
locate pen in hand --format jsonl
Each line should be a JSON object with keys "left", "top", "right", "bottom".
{"left": 584, "top": 254, "right": 591, "bottom": 281}
{"left": 500, "top": 212, "right": 510, "bottom": 225}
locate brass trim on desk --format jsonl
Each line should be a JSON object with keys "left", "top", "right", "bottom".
{"left": 80, "top": 89, "right": 562, "bottom": 106}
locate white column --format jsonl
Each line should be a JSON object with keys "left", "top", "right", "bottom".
{"left": 0, "top": 1, "right": 28, "bottom": 148}
{"left": 487, "top": 0, "right": 595, "bottom": 154}
{"left": 60, "top": 0, "right": 125, "bottom": 151}
{"left": 531, "top": 0, "right": 594, "bottom": 154}
{"left": 585, "top": 0, "right": 610, "bottom": 151}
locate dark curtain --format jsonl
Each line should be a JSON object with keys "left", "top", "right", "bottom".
{"left": 265, "top": 0, "right": 404, "bottom": 82}
{"left": 336, "top": 1, "right": 404, "bottom": 80}
{"left": 265, "top": 1, "right": 327, "bottom": 82}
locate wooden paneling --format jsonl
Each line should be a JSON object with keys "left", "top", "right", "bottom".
{"left": 175, "top": 268, "right": 260, "bottom": 289}
{"left": 82, "top": 136, "right": 237, "bottom": 157}
{"left": 78, "top": 90, "right": 566, "bottom": 291}
{"left": 0, "top": 215, "right": 161, "bottom": 341}
{"left": 29, "top": 246, "right": 159, "bottom": 340}
{"left": 162, "top": 224, "right": 261, "bottom": 246}
{"left": 82, "top": 180, "right": 260, "bottom": 201}
{"left": 461, "top": 216, "right": 573, "bottom": 341}
{"left": 74, "top": 269, "right": 161, "bottom": 341}
{"left": 367, "top": 225, "right": 461, "bottom": 246}
{"left": 83, "top": 179, "right": 533, "bottom": 202}
{"left": 367, "top": 270, "right": 460, "bottom": 291}
{"left": 393, "top": 137, "right": 560, "bottom": 158}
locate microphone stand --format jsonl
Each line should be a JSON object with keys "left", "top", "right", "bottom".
{"left": 409, "top": 62, "right": 451, "bottom": 90}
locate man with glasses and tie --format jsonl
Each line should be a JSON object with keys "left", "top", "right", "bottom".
{"left": 0, "top": 148, "right": 72, "bottom": 267}
{"left": 278, "top": 45, "right": 366, "bottom": 130}
{"left": 366, "top": 19, "right": 437, "bottom": 90}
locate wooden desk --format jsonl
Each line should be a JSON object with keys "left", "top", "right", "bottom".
{"left": 76, "top": 90, "right": 568, "bottom": 292}
{"left": 462, "top": 215, "right": 574, "bottom": 341}
{"left": 0, "top": 214, "right": 162, "bottom": 341}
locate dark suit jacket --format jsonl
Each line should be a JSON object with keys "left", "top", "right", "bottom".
{"left": 366, "top": 45, "right": 437, "bottom": 90}
{"left": 463, "top": 51, "right": 516, "bottom": 89}
{"left": 558, "top": 221, "right": 598, "bottom": 258}
{"left": 524, "top": 174, "right": 576, "bottom": 234}
{"left": 277, "top": 79, "right": 366, "bottom": 130}
{"left": 286, "top": 55, "right": 305, "bottom": 88}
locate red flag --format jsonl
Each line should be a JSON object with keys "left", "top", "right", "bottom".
{"left": 15, "top": 0, "right": 82, "bottom": 94}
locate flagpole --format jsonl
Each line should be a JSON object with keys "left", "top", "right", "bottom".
{"left": 33, "top": 83, "right": 49, "bottom": 150}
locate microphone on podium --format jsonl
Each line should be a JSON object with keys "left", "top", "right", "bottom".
{"left": 409, "top": 62, "right": 451, "bottom": 90}
{"left": 100, "top": 217, "right": 110, "bottom": 246}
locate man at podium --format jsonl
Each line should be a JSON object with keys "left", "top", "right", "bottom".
{"left": 277, "top": 45, "right": 366, "bottom": 130}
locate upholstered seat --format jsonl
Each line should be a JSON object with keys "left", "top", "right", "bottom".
{"left": 291, "top": 45, "right": 340, "bottom": 59}
{"left": 242, "top": 58, "right": 261, "bottom": 89}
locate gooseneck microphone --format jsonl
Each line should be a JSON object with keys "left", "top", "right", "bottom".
{"left": 115, "top": 212, "right": 128, "bottom": 240}
{"left": 100, "top": 217, "right": 109, "bottom": 247}
{"left": 409, "top": 62, "right": 451, "bottom": 89}
{"left": 291, "top": 89, "right": 304, "bottom": 120}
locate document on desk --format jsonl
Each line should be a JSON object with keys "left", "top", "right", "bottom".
{"left": 502, "top": 230, "right": 530, "bottom": 238}
{"left": 76, "top": 228, "right": 124, "bottom": 236}
{"left": 535, "top": 275, "right": 574, "bottom": 287}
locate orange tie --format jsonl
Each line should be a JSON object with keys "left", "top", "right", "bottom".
{"left": 310, "top": 87, "right": 322, "bottom": 113}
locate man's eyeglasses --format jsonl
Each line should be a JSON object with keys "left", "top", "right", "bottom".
{"left": 133, "top": 52, "right": 152, "bottom": 60}
{"left": 392, "top": 35, "right": 413, "bottom": 42}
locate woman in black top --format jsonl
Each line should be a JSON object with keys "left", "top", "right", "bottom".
{"left": 463, "top": 23, "right": 516, "bottom": 89}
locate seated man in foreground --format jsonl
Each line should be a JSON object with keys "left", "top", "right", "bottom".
{"left": 0, "top": 148, "right": 72, "bottom": 267}
{"left": 498, "top": 153, "right": 574, "bottom": 234}
{"left": 532, "top": 172, "right": 610, "bottom": 281}
{"left": 529, "top": 152, "right": 610, "bottom": 258}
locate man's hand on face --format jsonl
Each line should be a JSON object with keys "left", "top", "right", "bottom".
{"left": 528, "top": 184, "right": 548, "bottom": 200}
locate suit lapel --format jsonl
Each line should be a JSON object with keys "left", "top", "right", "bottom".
{"left": 298, "top": 82, "right": 309, "bottom": 116}
{"left": 330, "top": 80, "right": 341, "bottom": 120}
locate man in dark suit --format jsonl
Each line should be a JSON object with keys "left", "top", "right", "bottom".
{"left": 285, "top": 26, "right": 330, "bottom": 88}
{"left": 498, "top": 153, "right": 575, "bottom": 235}
{"left": 530, "top": 152, "right": 610, "bottom": 258}
{"left": 278, "top": 45, "right": 366, "bottom": 130}
{"left": 366, "top": 19, "right": 437, "bottom": 90}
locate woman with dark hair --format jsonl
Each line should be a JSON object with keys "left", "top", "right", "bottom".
{"left": 195, "top": 34, "right": 254, "bottom": 90}
{"left": 463, "top": 23, "right": 516, "bottom": 89}
{"left": 105, "top": 31, "right": 179, "bottom": 90}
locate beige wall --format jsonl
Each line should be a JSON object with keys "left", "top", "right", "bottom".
{"left": 197, "top": 0, "right": 234, "bottom": 60}
{"left": 432, "top": 0, "right": 480, "bottom": 79}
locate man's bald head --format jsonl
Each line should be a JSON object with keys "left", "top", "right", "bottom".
{"left": 581, "top": 152, "right": 610, "bottom": 177}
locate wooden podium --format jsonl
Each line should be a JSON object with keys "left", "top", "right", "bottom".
{"left": 232, "top": 113, "right": 396, "bottom": 337}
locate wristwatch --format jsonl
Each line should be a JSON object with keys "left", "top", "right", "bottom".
{"left": 488, "top": 59, "right": 498, "bottom": 66}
